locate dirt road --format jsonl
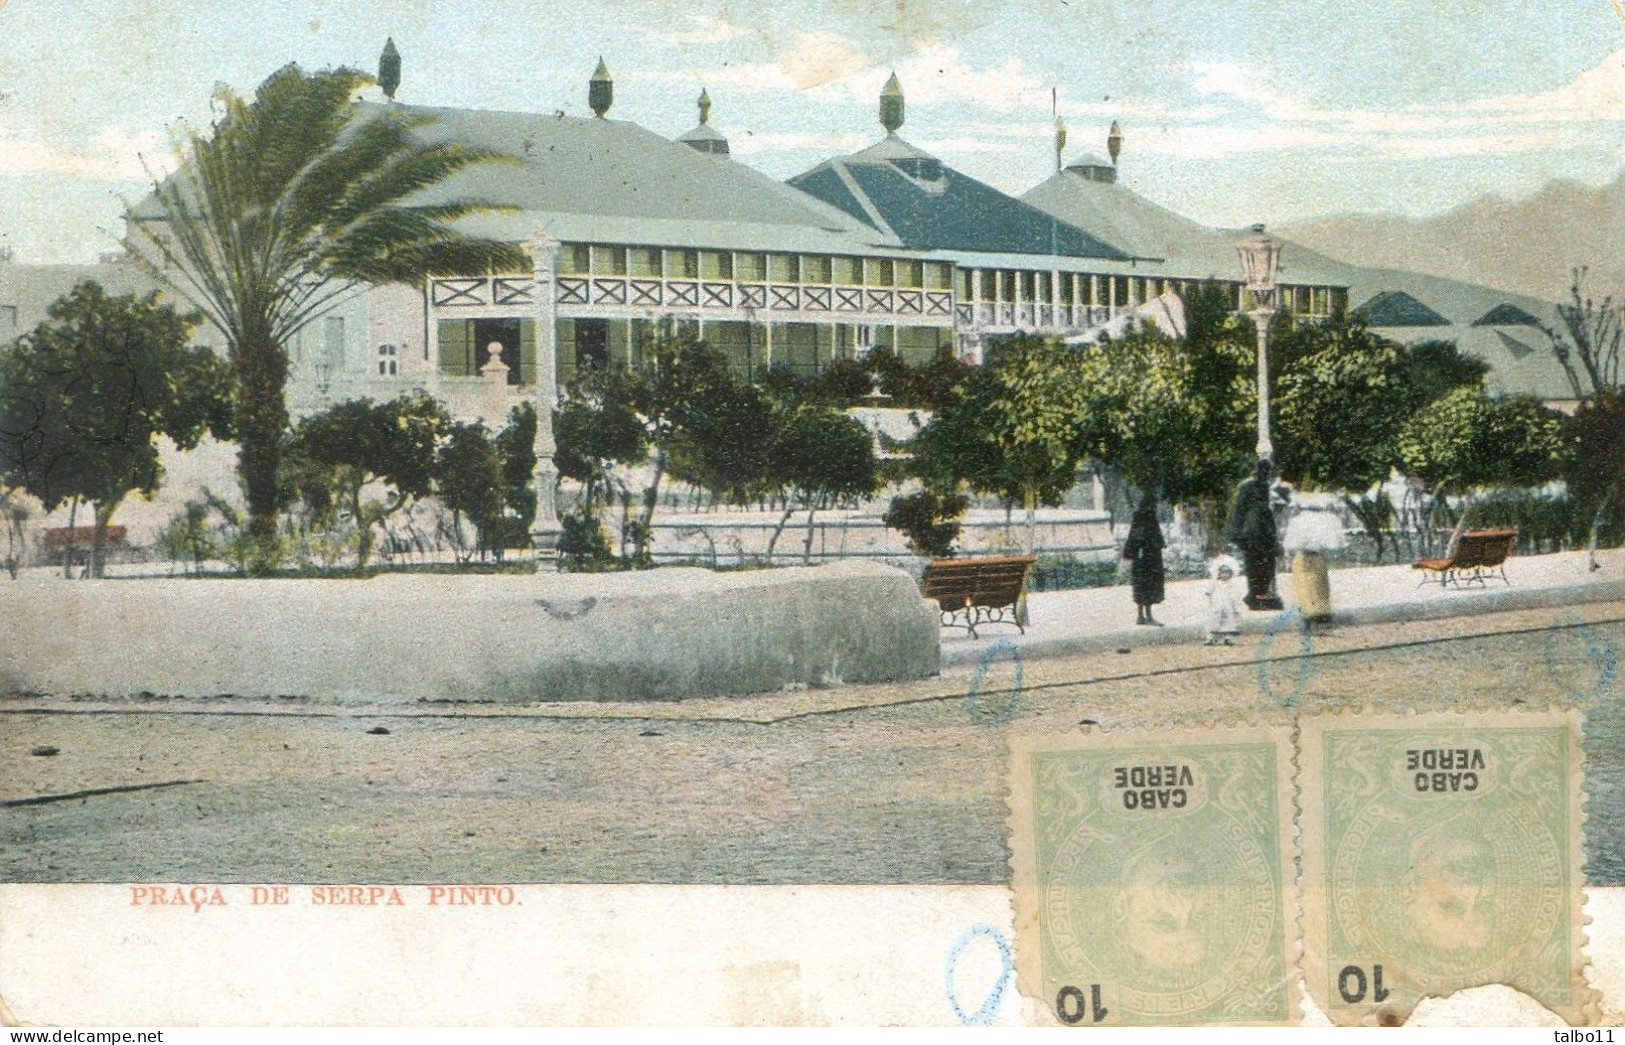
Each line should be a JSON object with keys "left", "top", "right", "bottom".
{"left": 4, "top": 604, "right": 1622, "bottom": 884}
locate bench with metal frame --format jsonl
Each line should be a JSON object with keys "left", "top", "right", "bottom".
{"left": 920, "top": 553, "right": 1037, "bottom": 639}
{"left": 1412, "top": 528, "right": 1518, "bottom": 589}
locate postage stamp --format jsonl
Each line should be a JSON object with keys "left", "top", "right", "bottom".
{"left": 1299, "top": 709, "right": 1596, "bottom": 1026}
{"left": 1008, "top": 727, "right": 1297, "bottom": 1026}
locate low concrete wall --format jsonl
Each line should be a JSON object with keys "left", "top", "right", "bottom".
{"left": 0, "top": 561, "right": 940, "bottom": 703}
{"left": 650, "top": 508, "right": 1116, "bottom": 565}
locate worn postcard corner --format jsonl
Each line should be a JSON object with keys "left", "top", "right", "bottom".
{"left": 1298, "top": 708, "right": 1597, "bottom": 1027}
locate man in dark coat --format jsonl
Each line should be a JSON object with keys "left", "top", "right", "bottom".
{"left": 1123, "top": 492, "right": 1166, "bottom": 625}
{"left": 1227, "top": 459, "right": 1284, "bottom": 610}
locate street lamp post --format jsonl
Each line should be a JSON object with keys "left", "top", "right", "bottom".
{"left": 1235, "top": 223, "right": 1282, "bottom": 461}
{"left": 1231, "top": 224, "right": 1286, "bottom": 611}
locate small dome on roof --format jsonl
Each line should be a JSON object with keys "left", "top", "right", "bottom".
{"left": 677, "top": 88, "right": 730, "bottom": 155}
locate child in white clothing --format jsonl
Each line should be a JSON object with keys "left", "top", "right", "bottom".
{"left": 1204, "top": 556, "right": 1243, "bottom": 645}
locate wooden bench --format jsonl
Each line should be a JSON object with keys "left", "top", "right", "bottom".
{"left": 920, "top": 554, "right": 1037, "bottom": 639}
{"left": 1413, "top": 528, "right": 1518, "bottom": 589}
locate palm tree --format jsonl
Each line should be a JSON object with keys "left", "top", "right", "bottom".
{"left": 126, "top": 63, "right": 524, "bottom": 569}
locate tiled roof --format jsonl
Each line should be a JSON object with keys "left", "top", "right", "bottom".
{"left": 1352, "top": 290, "right": 1452, "bottom": 327}
{"left": 791, "top": 136, "right": 1128, "bottom": 260}
{"left": 1473, "top": 303, "right": 1545, "bottom": 327}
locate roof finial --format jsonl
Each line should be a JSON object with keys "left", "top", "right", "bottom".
{"left": 1107, "top": 120, "right": 1123, "bottom": 167}
{"left": 378, "top": 38, "right": 401, "bottom": 101}
{"left": 1055, "top": 117, "right": 1067, "bottom": 173}
{"left": 880, "top": 71, "right": 904, "bottom": 134}
{"left": 589, "top": 57, "right": 613, "bottom": 118}
{"left": 697, "top": 88, "right": 712, "bottom": 125}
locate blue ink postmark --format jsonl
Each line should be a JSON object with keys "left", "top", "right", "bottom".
{"left": 1543, "top": 611, "right": 1619, "bottom": 705}
{"left": 1256, "top": 608, "right": 1314, "bottom": 708}
{"left": 945, "top": 923, "right": 1013, "bottom": 1026}
{"left": 966, "top": 638, "right": 1023, "bottom": 726}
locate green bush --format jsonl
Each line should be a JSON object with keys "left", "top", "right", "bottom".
{"left": 558, "top": 511, "right": 616, "bottom": 572}
{"left": 1029, "top": 556, "right": 1118, "bottom": 592}
{"left": 883, "top": 491, "right": 967, "bottom": 558}
{"left": 1467, "top": 490, "right": 1589, "bottom": 553}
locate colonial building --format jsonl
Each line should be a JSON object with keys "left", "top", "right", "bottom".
{"left": 2, "top": 45, "right": 1574, "bottom": 416}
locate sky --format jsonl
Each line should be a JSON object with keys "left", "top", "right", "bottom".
{"left": 2, "top": 0, "right": 1623, "bottom": 264}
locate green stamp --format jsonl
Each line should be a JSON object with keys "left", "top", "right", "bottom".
{"left": 1009, "top": 728, "right": 1296, "bottom": 1026}
{"left": 1300, "top": 711, "right": 1595, "bottom": 1026}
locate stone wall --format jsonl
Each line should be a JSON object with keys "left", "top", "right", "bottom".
{"left": 0, "top": 561, "right": 940, "bottom": 703}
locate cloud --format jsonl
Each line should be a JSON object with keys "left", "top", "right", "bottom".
{"left": 781, "top": 31, "right": 873, "bottom": 89}
{"left": 628, "top": 12, "right": 753, "bottom": 47}
{"left": 0, "top": 126, "right": 167, "bottom": 181}
{"left": 1168, "top": 50, "right": 1625, "bottom": 163}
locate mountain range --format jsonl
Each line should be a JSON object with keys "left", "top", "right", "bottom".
{"left": 1278, "top": 170, "right": 1625, "bottom": 307}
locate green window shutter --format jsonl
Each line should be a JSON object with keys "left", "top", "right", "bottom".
{"left": 437, "top": 320, "right": 474, "bottom": 376}
{"left": 519, "top": 320, "right": 537, "bottom": 386}
{"left": 556, "top": 319, "right": 577, "bottom": 384}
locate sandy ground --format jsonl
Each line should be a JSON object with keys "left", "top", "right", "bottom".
{"left": 3, "top": 602, "right": 1621, "bottom": 885}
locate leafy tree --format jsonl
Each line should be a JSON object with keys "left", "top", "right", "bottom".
{"left": 1398, "top": 387, "right": 1566, "bottom": 550}
{"left": 0, "top": 281, "right": 233, "bottom": 576}
{"left": 616, "top": 336, "right": 739, "bottom": 563}
{"left": 667, "top": 379, "right": 777, "bottom": 509}
{"left": 1077, "top": 287, "right": 1255, "bottom": 537}
{"left": 495, "top": 403, "right": 538, "bottom": 547}
{"left": 908, "top": 336, "right": 1088, "bottom": 551}
{"left": 763, "top": 406, "right": 879, "bottom": 563}
{"left": 553, "top": 368, "right": 646, "bottom": 519}
{"left": 1275, "top": 319, "right": 1412, "bottom": 492}
{"left": 1401, "top": 339, "right": 1491, "bottom": 410}
{"left": 1275, "top": 324, "right": 1491, "bottom": 560}
{"left": 126, "top": 63, "right": 524, "bottom": 568}
{"left": 805, "top": 358, "right": 877, "bottom": 406}
{"left": 552, "top": 336, "right": 740, "bottom": 564}
{"left": 437, "top": 420, "right": 505, "bottom": 561}
{"left": 284, "top": 393, "right": 449, "bottom": 568}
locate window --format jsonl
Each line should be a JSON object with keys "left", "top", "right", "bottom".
{"left": 324, "top": 316, "right": 345, "bottom": 366}
{"left": 560, "top": 244, "right": 590, "bottom": 275}
{"left": 955, "top": 269, "right": 972, "bottom": 299}
{"left": 802, "top": 256, "right": 832, "bottom": 284}
{"left": 591, "top": 245, "right": 627, "bottom": 275}
{"left": 473, "top": 318, "right": 522, "bottom": 384}
{"left": 666, "top": 250, "right": 699, "bottom": 279}
{"left": 1019, "top": 271, "right": 1036, "bottom": 302}
{"left": 925, "top": 262, "right": 952, "bottom": 290}
{"left": 999, "top": 271, "right": 1016, "bottom": 302}
{"left": 769, "top": 254, "right": 798, "bottom": 282}
{"left": 868, "top": 258, "right": 895, "bottom": 286}
{"left": 898, "top": 260, "right": 924, "bottom": 289}
{"left": 700, "top": 251, "right": 733, "bottom": 280}
{"left": 1035, "top": 272, "right": 1051, "bottom": 302}
{"left": 736, "top": 253, "right": 767, "bottom": 281}
{"left": 833, "top": 256, "right": 862, "bottom": 285}
{"left": 629, "top": 247, "right": 661, "bottom": 277}
{"left": 376, "top": 343, "right": 398, "bottom": 376}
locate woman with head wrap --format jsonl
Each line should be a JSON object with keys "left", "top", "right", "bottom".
{"left": 1226, "top": 459, "right": 1285, "bottom": 611}
{"left": 1122, "top": 492, "right": 1166, "bottom": 626}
